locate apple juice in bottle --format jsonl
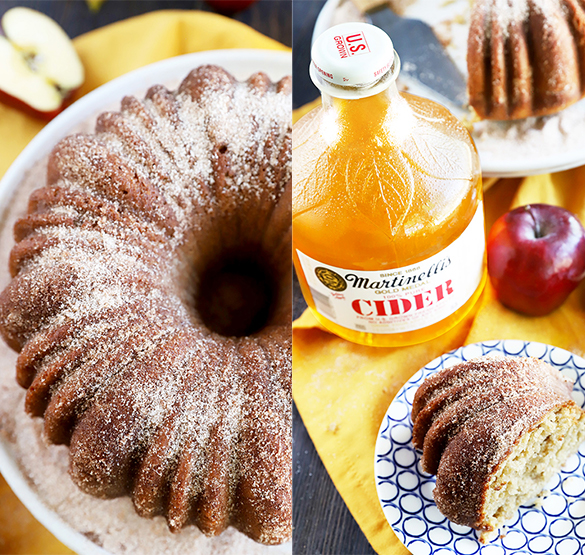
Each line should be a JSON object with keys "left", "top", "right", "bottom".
{"left": 293, "top": 22, "right": 486, "bottom": 347}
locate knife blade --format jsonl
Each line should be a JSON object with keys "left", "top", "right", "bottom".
{"left": 364, "top": 4, "right": 468, "bottom": 109}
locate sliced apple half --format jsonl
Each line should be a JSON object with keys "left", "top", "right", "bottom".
{"left": 0, "top": 8, "right": 84, "bottom": 120}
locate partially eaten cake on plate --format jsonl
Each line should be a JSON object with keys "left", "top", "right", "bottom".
{"left": 412, "top": 355, "right": 585, "bottom": 541}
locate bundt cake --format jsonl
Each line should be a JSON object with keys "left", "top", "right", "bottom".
{"left": 0, "top": 65, "right": 292, "bottom": 545}
{"left": 412, "top": 355, "right": 585, "bottom": 540}
{"left": 467, "top": 0, "right": 585, "bottom": 120}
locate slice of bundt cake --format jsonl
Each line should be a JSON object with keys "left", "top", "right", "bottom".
{"left": 467, "top": 0, "right": 585, "bottom": 120}
{"left": 412, "top": 355, "right": 585, "bottom": 541}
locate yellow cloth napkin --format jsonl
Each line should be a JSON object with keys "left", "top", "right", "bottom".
{"left": 292, "top": 97, "right": 585, "bottom": 553}
{"left": 0, "top": 10, "right": 285, "bottom": 554}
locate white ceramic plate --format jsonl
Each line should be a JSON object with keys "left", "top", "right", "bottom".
{"left": 375, "top": 339, "right": 585, "bottom": 555}
{"left": 0, "top": 49, "right": 292, "bottom": 555}
{"left": 313, "top": 0, "right": 585, "bottom": 178}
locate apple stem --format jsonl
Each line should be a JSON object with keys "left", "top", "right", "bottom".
{"left": 525, "top": 205, "right": 542, "bottom": 239}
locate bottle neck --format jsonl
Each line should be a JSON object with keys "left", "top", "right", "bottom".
{"left": 310, "top": 48, "right": 401, "bottom": 101}
{"left": 321, "top": 80, "right": 400, "bottom": 109}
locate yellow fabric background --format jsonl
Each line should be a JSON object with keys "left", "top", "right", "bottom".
{"left": 0, "top": 10, "right": 285, "bottom": 554}
{"left": 293, "top": 98, "right": 585, "bottom": 554}
{"left": 0, "top": 10, "right": 287, "bottom": 179}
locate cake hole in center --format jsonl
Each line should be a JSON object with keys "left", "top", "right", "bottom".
{"left": 196, "top": 258, "right": 274, "bottom": 337}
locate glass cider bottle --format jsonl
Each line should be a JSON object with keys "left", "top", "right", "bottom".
{"left": 293, "top": 22, "right": 486, "bottom": 347}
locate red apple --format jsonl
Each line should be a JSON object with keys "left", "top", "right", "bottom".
{"left": 487, "top": 204, "right": 585, "bottom": 316}
{"left": 205, "top": 0, "right": 258, "bottom": 14}
{"left": 0, "top": 8, "right": 84, "bottom": 120}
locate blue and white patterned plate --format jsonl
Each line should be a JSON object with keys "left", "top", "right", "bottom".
{"left": 374, "top": 339, "right": 585, "bottom": 555}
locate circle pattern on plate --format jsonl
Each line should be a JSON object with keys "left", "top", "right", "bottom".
{"left": 374, "top": 340, "right": 585, "bottom": 555}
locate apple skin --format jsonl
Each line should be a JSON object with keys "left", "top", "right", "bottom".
{"left": 0, "top": 88, "right": 73, "bottom": 121}
{"left": 205, "top": 0, "right": 257, "bottom": 14}
{"left": 487, "top": 204, "right": 585, "bottom": 316}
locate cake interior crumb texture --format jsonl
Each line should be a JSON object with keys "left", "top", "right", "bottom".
{"left": 482, "top": 404, "right": 585, "bottom": 539}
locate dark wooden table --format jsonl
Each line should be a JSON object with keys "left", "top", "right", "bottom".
{"left": 292, "top": 2, "right": 377, "bottom": 554}
{"left": 0, "top": 0, "right": 292, "bottom": 47}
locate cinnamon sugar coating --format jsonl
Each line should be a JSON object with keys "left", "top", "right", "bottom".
{"left": 412, "top": 355, "right": 573, "bottom": 468}
{"left": 432, "top": 392, "right": 574, "bottom": 528}
{"left": 468, "top": 0, "right": 585, "bottom": 120}
{"left": 0, "top": 65, "right": 292, "bottom": 545}
{"left": 412, "top": 355, "right": 585, "bottom": 538}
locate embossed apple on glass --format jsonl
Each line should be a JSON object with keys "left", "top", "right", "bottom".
{"left": 487, "top": 204, "right": 585, "bottom": 316}
{"left": 0, "top": 8, "right": 84, "bottom": 120}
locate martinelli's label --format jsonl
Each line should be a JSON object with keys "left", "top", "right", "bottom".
{"left": 297, "top": 206, "right": 485, "bottom": 334}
